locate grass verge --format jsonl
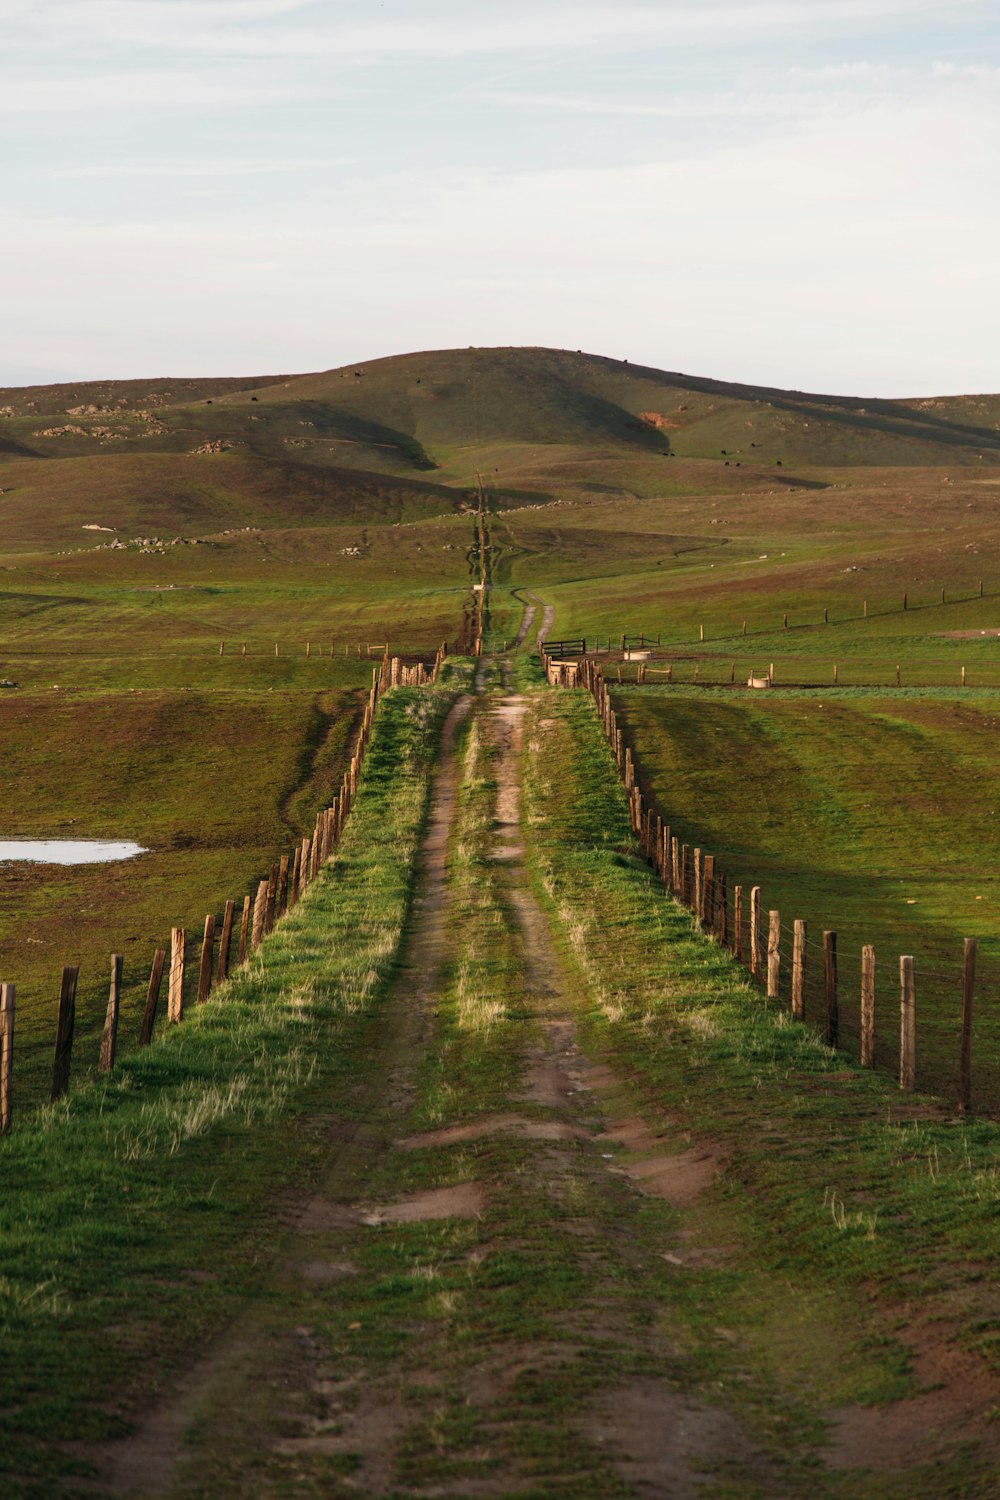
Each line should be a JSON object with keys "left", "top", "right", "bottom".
{"left": 0, "top": 679, "right": 456, "bottom": 1498}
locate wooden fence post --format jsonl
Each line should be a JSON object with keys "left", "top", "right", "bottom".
{"left": 276, "top": 855, "right": 290, "bottom": 919}
{"left": 960, "top": 937, "right": 976, "bottom": 1113}
{"left": 767, "top": 910, "right": 780, "bottom": 999}
{"left": 702, "top": 854, "right": 715, "bottom": 930}
{"left": 298, "top": 837, "right": 311, "bottom": 896}
{"left": 51, "top": 965, "right": 79, "bottom": 1099}
{"left": 288, "top": 846, "right": 301, "bottom": 909}
{"left": 823, "top": 931, "right": 838, "bottom": 1049}
{"left": 216, "top": 899, "right": 236, "bottom": 983}
{"left": 251, "top": 880, "right": 268, "bottom": 951}
{"left": 900, "top": 955, "right": 916, "bottom": 1090}
{"left": 237, "top": 893, "right": 252, "bottom": 962}
{"left": 860, "top": 944, "right": 875, "bottom": 1067}
{"left": 168, "top": 929, "right": 186, "bottom": 1024}
{"left": 0, "top": 984, "right": 14, "bottom": 1131}
{"left": 733, "top": 885, "right": 743, "bottom": 960}
{"left": 749, "top": 886, "right": 762, "bottom": 979}
{"left": 138, "top": 948, "right": 166, "bottom": 1046}
{"left": 717, "top": 873, "right": 729, "bottom": 945}
{"left": 791, "top": 920, "right": 806, "bottom": 1019}
{"left": 693, "top": 848, "right": 702, "bottom": 918}
{"left": 197, "top": 914, "right": 216, "bottom": 1003}
{"left": 98, "top": 953, "right": 124, "bottom": 1072}
{"left": 264, "top": 864, "right": 278, "bottom": 934}
{"left": 671, "top": 837, "right": 681, "bottom": 897}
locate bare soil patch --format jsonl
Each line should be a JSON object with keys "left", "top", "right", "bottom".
{"left": 359, "top": 1181, "right": 485, "bottom": 1225}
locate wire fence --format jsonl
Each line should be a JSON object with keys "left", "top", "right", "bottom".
{"left": 551, "top": 648, "right": 999, "bottom": 1117}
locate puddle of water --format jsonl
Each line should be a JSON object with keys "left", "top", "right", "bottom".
{"left": 0, "top": 839, "right": 148, "bottom": 866}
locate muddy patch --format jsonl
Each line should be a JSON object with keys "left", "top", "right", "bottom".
{"left": 589, "top": 1377, "right": 768, "bottom": 1497}
{"left": 297, "top": 1260, "right": 359, "bottom": 1282}
{"left": 360, "top": 1181, "right": 485, "bottom": 1225}
{"left": 296, "top": 1198, "right": 358, "bottom": 1233}
{"left": 401, "top": 1113, "right": 587, "bottom": 1148}
{"left": 624, "top": 1149, "right": 726, "bottom": 1208}
{"left": 827, "top": 1313, "right": 1000, "bottom": 1473}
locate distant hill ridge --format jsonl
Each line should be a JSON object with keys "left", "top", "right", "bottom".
{"left": 2, "top": 348, "right": 999, "bottom": 476}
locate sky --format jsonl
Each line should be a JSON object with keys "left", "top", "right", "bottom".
{"left": 3, "top": 0, "right": 999, "bottom": 395}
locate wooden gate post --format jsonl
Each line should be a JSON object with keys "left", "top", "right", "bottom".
{"left": 0, "top": 984, "right": 14, "bottom": 1131}
{"left": 900, "top": 955, "right": 916, "bottom": 1090}
{"left": 860, "top": 944, "right": 875, "bottom": 1067}
{"left": 98, "top": 953, "right": 124, "bottom": 1072}
{"left": 51, "top": 965, "right": 79, "bottom": 1099}
{"left": 767, "top": 911, "right": 780, "bottom": 999}
{"left": 168, "top": 930, "right": 186, "bottom": 1024}
{"left": 823, "top": 931, "right": 838, "bottom": 1049}
{"left": 960, "top": 937, "right": 976, "bottom": 1113}
{"left": 138, "top": 948, "right": 166, "bottom": 1046}
{"left": 791, "top": 920, "right": 806, "bottom": 1020}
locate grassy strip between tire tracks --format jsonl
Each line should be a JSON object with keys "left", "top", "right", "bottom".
{"left": 0, "top": 676, "right": 463, "bottom": 1498}
{"left": 523, "top": 686, "right": 1000, "bottom": 1498}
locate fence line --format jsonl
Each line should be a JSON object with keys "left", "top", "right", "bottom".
{"left": 547, "top": 648, "right": 984, "bottom": 1115}
{"left": 0, "top": 645, "right": 449, "bottom": 1132}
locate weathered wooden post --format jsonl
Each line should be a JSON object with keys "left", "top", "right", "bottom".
{"left": 250, "top": 880, "right": 268, "bottom": 950}
{"left": 900, "top": 955, "right": 916, "bottom": 1090}
{"left": 138, "top": 948, "right": 166, "bottom": 1046}
{"left": 860, "top": 944, "right": 875, "bottom": 1067}
{"left": 702, "top": 854, "right": 715, "bottom": 931}
{"left": 168, "top": 930, "right": 186, "bottom": 1023}
{"left": 0, "top": 984, "right": 14, "bottom": 1131}
{"left": 671, "top": 837, "right": 681, "bottom": 897}
{"left": 749, "top": 886, "right": 762, "bottom": 979}
{"left": 717, "top": 873, "right": 728, "bottom": 945}
{"left": 298, "top": 837, "right": 311, "bottom": 896}
{"left": 823, "top": 931, "right": 838, "bottom": 1049}
{"left": 216, "top": 899, "right": 236, "bottom": 982}
{"left": 276, "top": 855, "right": 290, "bottom": 918}
{"left": 264, "top": 864, "right": 279, "bottom": 934}
{"left": 98, "top": 953, "right": 124, "bottom": 1071}
{"left": 237, "top": 893, "right": 252, "bottom": 961}
{"left": 197, "top": 915, "right": 215, "bottom": 1003}
{"left": 767, "top": 911, "right": 780, "bottom": 999}
{"left": 51, "top": 966, "right": 79, "bottom": 1100}
{"left": 960, "top": 937, "right": 976, "bottom": 1113}
{"left": 693, "top": 849, "right": 702, "bottom": 917}
{"left": 733, "top": 885, "right": 743, "bottom": 960}
{"left": 791, "top": 920, "right": 806, "bottom": 1020}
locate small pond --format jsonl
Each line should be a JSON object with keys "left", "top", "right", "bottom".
{"left": 0, "top": 840, "right": 148, "bottom": 865}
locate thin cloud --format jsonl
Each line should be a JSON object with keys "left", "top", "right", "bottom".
{"left": 56, "top": 157, "right": 355, "bottom": 179}
{"left": 2, "top": 0, "right": 987, "bottom": 60}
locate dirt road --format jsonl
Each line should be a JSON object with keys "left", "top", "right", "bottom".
{"left": 96, "top": 650, "right": 997, "bottom": 1498}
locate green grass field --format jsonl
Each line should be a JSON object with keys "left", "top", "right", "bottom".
{"left": 3, "top": 343, "right": 1000, "bottom": 1127}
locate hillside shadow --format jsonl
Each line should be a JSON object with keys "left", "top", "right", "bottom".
{"left": 292, "top": 402, "right": 439, "bottom": 470}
